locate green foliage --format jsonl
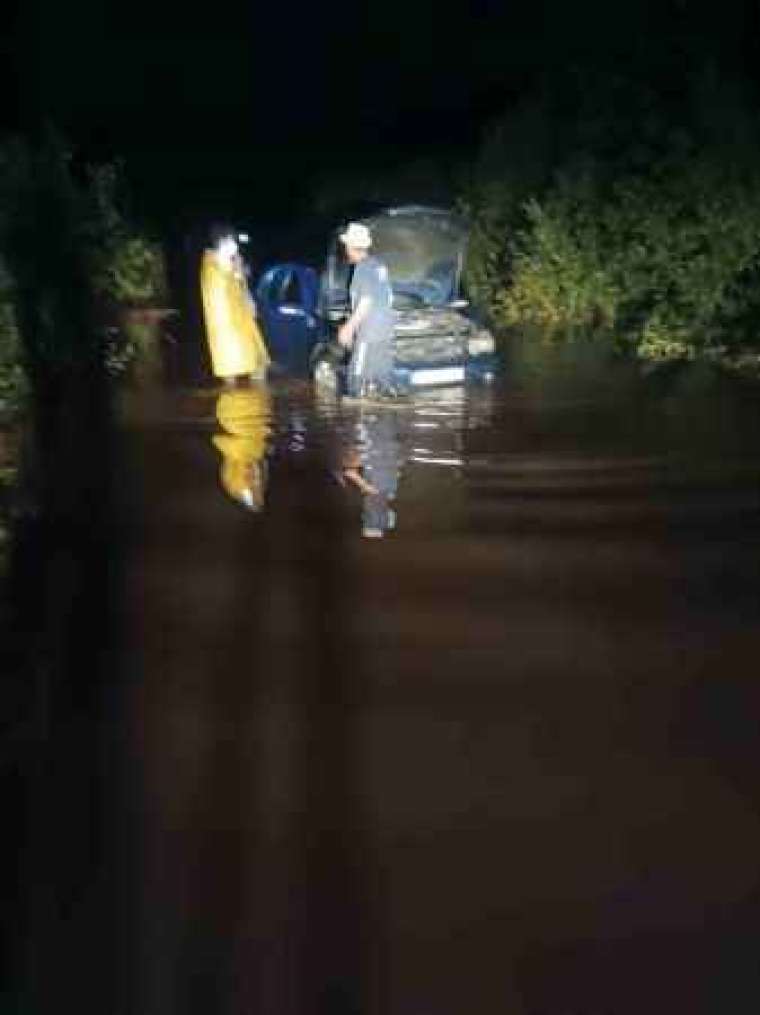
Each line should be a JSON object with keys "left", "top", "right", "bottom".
{"left": 108, "top": 237, "right": 166, "bottom": 305}
{"left": 0, "top": 132, "right": 94, "bottom": 373}
{"left": 462, "top": 67, "right": 760, "bottom": 364}
{"left": 0, "top": 135, "right": 167, "bottom": 389}
{"left": 85, "top": 164, "right": 167, "bottom": 307}
{"left": 0, "top": 259, "right": 28, "bottom": 417}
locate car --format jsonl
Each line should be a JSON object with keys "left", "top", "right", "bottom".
{"left": 254, "top": 262, "right": 320, "bottom": 374}
{"left": 311, "top": 205, "right": 497, "bottom": 395}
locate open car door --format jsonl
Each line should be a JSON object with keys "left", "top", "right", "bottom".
{"left": 255, "top": 263, "right": 320, "bottom": 374}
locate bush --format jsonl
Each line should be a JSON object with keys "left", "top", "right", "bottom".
{"left": 461, "top": 67, "right": 760, "bottom": 363}
{"left": 0, "top": 138, "right": 168, "bottom": 385}
{"left": 0, "top": 259, "right": 27, "bottom": 417}
{"left": 86, "top": 164, "right": 167, "bottom": 307}
{"left": 108, "top": 236, "right": 166, "bottom": 305}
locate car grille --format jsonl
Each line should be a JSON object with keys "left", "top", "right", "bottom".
{"left": 394, "top": 330, "right": 466, "bottom": 365}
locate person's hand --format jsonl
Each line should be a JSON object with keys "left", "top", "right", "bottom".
{"left": 338, "top": 323, "right": 353, "bottom": 347}
{"left": 344, "top": 469, "right": 379, "bottom": 496}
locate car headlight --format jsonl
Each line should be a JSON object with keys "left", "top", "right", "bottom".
{"left": 467, "top": 330, "right": 495, "bottom": 356}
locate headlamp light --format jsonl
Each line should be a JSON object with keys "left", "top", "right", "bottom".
{"left": 467, "top": 330, "right": 495, "bottom": 356}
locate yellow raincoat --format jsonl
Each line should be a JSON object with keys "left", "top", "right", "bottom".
{"left": 200, "top": 251, "right": 270, "bottom": 378}
{"left": 212, "top": 386, "right": 272, "bottom": 510}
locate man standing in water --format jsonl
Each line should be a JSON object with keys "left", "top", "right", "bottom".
{"left": 337, "top": 222, "right": 398, "bottom": 399}
{"left": 200, "top": 225, "right": 270, "bottom": 386}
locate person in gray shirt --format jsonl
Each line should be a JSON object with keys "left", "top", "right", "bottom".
{"left": 337, "top": 222, "right": 398, "bottom": 398}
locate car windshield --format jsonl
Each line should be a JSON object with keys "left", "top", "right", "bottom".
{"left": 325, "top": 207, "right": 468, "bottom": 309}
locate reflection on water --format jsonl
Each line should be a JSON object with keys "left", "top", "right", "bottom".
{"left": 336, "top": 410, "right": 406, "bottom": 539}
{"left": 317, "top": 386, "right": 495, "bottom": 539}
{"left": 9, "top": 339, "right": 760, "bottom": 1015}
{"left": 212, "top": 384, "right": 272, "bottom": 511}
{"left": 198, "top": 354, "right": 760, "bottom": 544}
{"left": 206, "top": 381, "right": 495, "bottom": 536}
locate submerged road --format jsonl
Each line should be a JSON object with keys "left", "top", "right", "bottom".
{"left": 6, "top": 348, "right": 760, "bottom": 1014}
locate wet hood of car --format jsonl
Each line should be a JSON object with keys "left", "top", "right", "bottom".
{"left": 393, "top": 307, "right": 473, "bottom": 334}
{"left": 363, "top": 208, "right": 468, "bottom": 308}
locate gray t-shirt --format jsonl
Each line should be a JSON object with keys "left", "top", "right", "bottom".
{"left": 350, "top": 255, "right": 395, "bottom": 343}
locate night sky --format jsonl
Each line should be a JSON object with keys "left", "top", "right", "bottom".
{"left": 4, "top": 0, "right": 760, "bottom": 232}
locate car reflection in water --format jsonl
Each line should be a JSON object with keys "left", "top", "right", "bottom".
{"left": 212, "top": 385, "right": 273, "bottom": 511}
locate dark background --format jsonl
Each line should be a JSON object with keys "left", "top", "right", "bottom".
{"left": 4, "top": 1, "right": 758, "bottom": 235}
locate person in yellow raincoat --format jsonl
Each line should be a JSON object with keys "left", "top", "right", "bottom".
{"left": 212, "top": 384, "right": 272, "bottom": 510}
{"left": 200, "top": 227, "right": 270, "bottom": 384}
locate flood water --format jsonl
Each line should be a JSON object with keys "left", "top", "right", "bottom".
{"left": 4, "top": 340, "right": 760, "bottom": 1014}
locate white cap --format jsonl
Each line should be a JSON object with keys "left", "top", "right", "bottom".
{"left": 339, "top": 222, "right": 372, "bottom": 249}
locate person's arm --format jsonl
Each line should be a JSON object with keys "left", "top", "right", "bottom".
{"left": 339, "top": 295, "right": 372, "bottom": 346}
{"left": 343, "top": 467, "right": 379, "bottom": 496}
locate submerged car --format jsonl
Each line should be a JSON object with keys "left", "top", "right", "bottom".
{"left": 312, "top": 205, "right": 497, "bottom": 393}
{"left": 255, "top": 206, "right": 497, "bottom": 389}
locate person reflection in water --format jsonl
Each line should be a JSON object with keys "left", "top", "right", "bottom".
{"left": 212, "top": 385, "right": 272, "bottom": 511}
{"left": 334, "top": 409, "right": 403, "bottom": 538}
{"left": 200, "top": 225, "right": 270, "bottom": 386}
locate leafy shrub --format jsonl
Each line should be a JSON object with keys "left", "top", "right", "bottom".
{"left": 108, "top": 237, "right": 166, "bottom": 305}
{"left": 86, "top": 164, "right": 167, "bottom": 307}
{"left": 462, "top": 68, "right": 760, "bottom": 363}
{"left": 0, "top": 138, "right": 168, "bottom": 386}
{"left": 0, "top": 259, "right": 27, "bottom": 416}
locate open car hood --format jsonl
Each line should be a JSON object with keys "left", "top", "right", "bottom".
{"left": 363, "top": 206, "right": 468, "bottom": 308}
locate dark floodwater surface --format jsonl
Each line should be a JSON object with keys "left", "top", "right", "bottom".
{"left": 4, "top": 344, "right": 760, "bottom": 1014}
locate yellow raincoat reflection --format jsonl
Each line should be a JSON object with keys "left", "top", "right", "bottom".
{"left": 212, "top": 386, "right": 272, "bottom": 511}
{"left": 200, "top": 250, "right": 270, "bottom": 379}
